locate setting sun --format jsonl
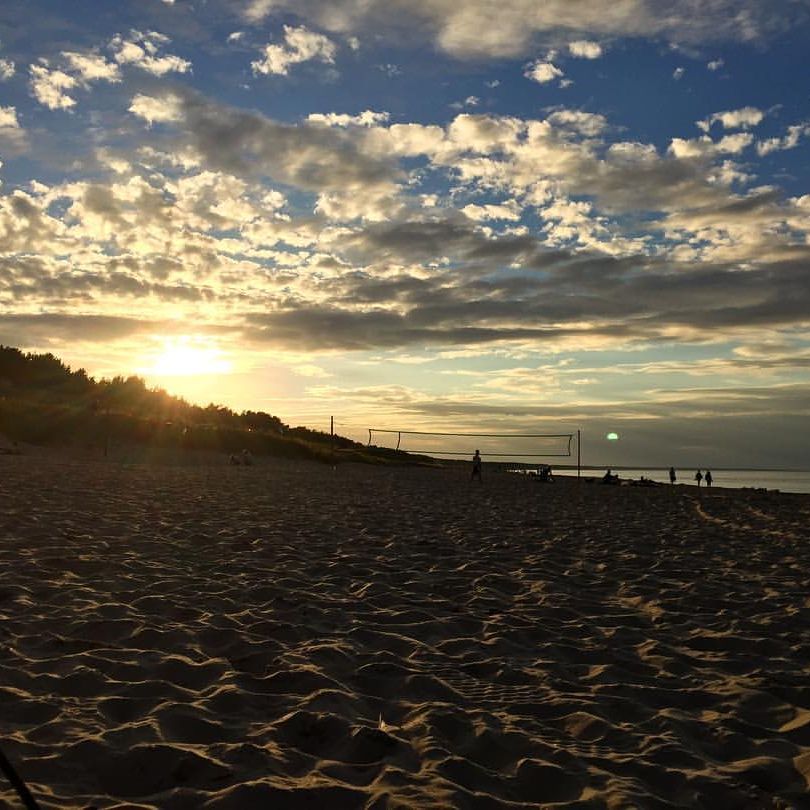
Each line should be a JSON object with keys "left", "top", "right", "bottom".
{"left": 145, "top": 338, "right": 232, "bottom": 377}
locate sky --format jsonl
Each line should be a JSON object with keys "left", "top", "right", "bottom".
{"left": 1, "top": 0, "right": 810, "bottom": 467}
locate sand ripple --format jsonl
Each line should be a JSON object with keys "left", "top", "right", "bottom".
{"left": 2, "top": 456, "right": 810, "bottom": 807}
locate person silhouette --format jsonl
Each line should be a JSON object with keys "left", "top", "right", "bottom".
{"left": 705, "top": 470, "right": 713, "bottom": 488}
{"left": 695, "top": 470, "right": 703, "bottom": 487}
{"left": 669, "top": 466, "right": 676, "bottom": 485}
{"left": 471, "top": 449, "right": 482, "bottom": 482}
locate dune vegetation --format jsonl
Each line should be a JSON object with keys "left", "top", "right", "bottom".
{"left": 0, "top": 345, "right": 420, "bottom": 465}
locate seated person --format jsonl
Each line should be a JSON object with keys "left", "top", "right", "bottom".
{"left": 537, "top": 464, "right": 554, "bottom": 482}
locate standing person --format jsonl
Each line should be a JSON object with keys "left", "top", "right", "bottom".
{"left": 471, "top": 449, "right": 483, "bottom": 482}
{"left": 695, "top": 469, "right": 703, "bottom": 487}
{"left": 705, "top": 470, "right": 713, "bottom": 488}
{"left": 669, "top": 466, "right": 676, "bottom": 485}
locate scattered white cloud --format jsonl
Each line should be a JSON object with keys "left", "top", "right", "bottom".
{"left": 547, "top": 109, "right": 607, "bottom": 136}
{"left": 461, "top": 200, "right": 522, "bottom": 221}
{"left": 450, "top": 95, "right": 480, "bottom": 110}
{"left": 673, "top": 67, "right": 685, "bottom": 80}
{"left": 62, "top": 51, "right": 121, "bottom": 83}
{"left": 26, "top": 48, "right": 125, "bottom": 111}
{"left": 307, "top": 110, "right": 390, "bottom": 127}
{"left": 110, "top": 30, "right": 191, "bottom": 76}
{"left": 251, "top": 25, "right": 336, "bottom": 76}
{"left": 227, "top": 31, "right": 245, "bottom": 43}
{"left": 524, "top": 60, "right": 563, "bottom": 84}
{"left": 485, "top": 79, "right": 500, "bottom": 88}
{"left": 707, "top": 58, "right": 724, "bottom": 71}
{"left": 378, "top": 63, "right": 401, "bottom": 77}
{"left": 757, "top": 122, "right": 810, "bottom": 156}
{"left": 128, "top": 92, "right": 184, "bottom": 125}
{"left": 0, "top": 58, "right": 14, "bottom": 81}
{"left": 29, "top": 62, "right": 78, "bottom": 110}
{"left": 0, "top": 105, "right": 20, "bottom": 129}
{"left": 568, "top": 40, "right": 603, "bottom": 58}
{"left": 0, "top": 104, "right": 26, "bottom": 151}
{"left": 669, "top": 132, "right": 753, "bottom": 158}
{"left": 697, "top": 106, "right": 764, "bottom": 132}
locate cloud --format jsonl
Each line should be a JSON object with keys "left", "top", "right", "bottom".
{"left": 0, "top": 105, "right": 26, "bottom": 153}
{"left": 240, "top": 0, "right": 804, "bottom": 59}
{"left": 0, "top": 313, "right": 166, "bottom": 345}
{"left": 251, "top": 25, "right": 336, "bottom": 76}
{"left": 307, "top": 110, "right": 390, "bottom": 127}
{"left": 524, "top": 60, "right": 563, "bottom": 84}
{"left": 697, "top": 106, "right": 764, "bottom": 132}
{"left": 568, "top": 40, "right": 603, "bottom": 58}
{"left": 29, "top": 62, "right": 78, "bottom": 110}
{"left": 756, "top": 122, "right": 810, "bottom": 156}
{"left": 28, "top": 49, "right": 123, "bottom": 111}
{"left": 672, "top": 67, "right": 685, "bottom": 80}
{"left": 547, "top": 109, "right": 608, "bottom": 136}
{"left": 707, "top": 58, "right": 724, "bottom": 71}
{"left": 0, "top": 106, "right": 20, "bottom": 129}
{"left": 668, "top": 133, "right": 753, "bottom": 158}
{"left": 461, "top": 200, "right": 522, "bottom": 221}
{"left": 450, "top": 95, "right": 480, "bottom": 110}
{"left": 62, "top": 51, "right": 121, "bottom": 83}
{"left": 110, "top": 30, "right": 191, "bottom": 76}
{"left": 5, "top": 81, "right": 810, "bottom": 371}
{"left": 129, "top": 92, "right": 184, "bottom": 125}
{"left": 0, "top": 58, "right": 14, "bottom": 81}
{"left": 127, "top": 89, "right": 400, "bottom": 208}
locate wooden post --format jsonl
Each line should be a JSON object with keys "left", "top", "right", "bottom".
{"left": 577, "top": 429, "right": 581, "bottom": 480}
{"left": 330, "top": 416, "right": 334, "bottom": 464}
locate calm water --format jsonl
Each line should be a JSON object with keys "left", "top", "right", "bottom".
{"left": 582, "top": 468, "right": 810, "bottom": 494}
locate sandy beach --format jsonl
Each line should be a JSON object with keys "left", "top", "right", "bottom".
{"left": 1, "top": 454, "right": 809, "bottom": 809}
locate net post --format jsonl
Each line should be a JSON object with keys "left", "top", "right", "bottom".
{"left": 368, "top": 428, "right": 371, "bottom": 446}
{"left": 331, "top": 416, "right": 334, "bottom": 465}
{"left": 397, "top": 432, "right": 401, "bottom": 450}
{"left": 577, "top": 429, "right": 581, "bottom": 480}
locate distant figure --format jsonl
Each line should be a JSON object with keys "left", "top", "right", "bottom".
{"left": 241, "top": 448, "right": 254, "bottom": 466}
{"left": 695, "top": 470, "right": 703, "bottom": 487}
{"left": 471, "top": 449, "right": 482, "bottom": 482}
{"left": 229, "top": 453, "right": 240, "bottom": 465}
{"left": 669, "top": 466, "right": 676, "bottom": 485}
{"left": 537, "top": 464, "right": 554, "bottom": 483}
{"left": 705, "top": 470, "right": 713, "bottom": 488}
{"left": 602, "top": 469, "right": 619, "bottom": 484}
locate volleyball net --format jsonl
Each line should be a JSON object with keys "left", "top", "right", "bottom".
{"left": 366, "top": 428, "right": 575, "bottom": 461}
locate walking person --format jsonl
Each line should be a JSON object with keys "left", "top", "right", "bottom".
{"left": 705, "top": 470, "right": 713, "bottom": 488}
{"left": 471, "top": 449, "right": 483, "bottom": 482}
{"left": 695, "top": 469, "right": 703, "bottom": 487}
{"left": 669, "top": 466, "right": 676, "bottom": 485}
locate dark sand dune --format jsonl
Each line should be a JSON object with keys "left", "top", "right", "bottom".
{"left": 1, "top": 456, "right": 809, "bottom": 808}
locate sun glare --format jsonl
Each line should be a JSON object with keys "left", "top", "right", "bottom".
{"left": 146, "top": 338, "right": 232, "bottom": 377}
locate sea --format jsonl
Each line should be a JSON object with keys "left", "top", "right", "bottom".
{"left": 571, "top": 468, "right": 810, "bottom": 494}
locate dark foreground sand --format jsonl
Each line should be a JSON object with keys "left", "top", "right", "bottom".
{"left": 1, "top": 455, "right": 809, "bottom": 809}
